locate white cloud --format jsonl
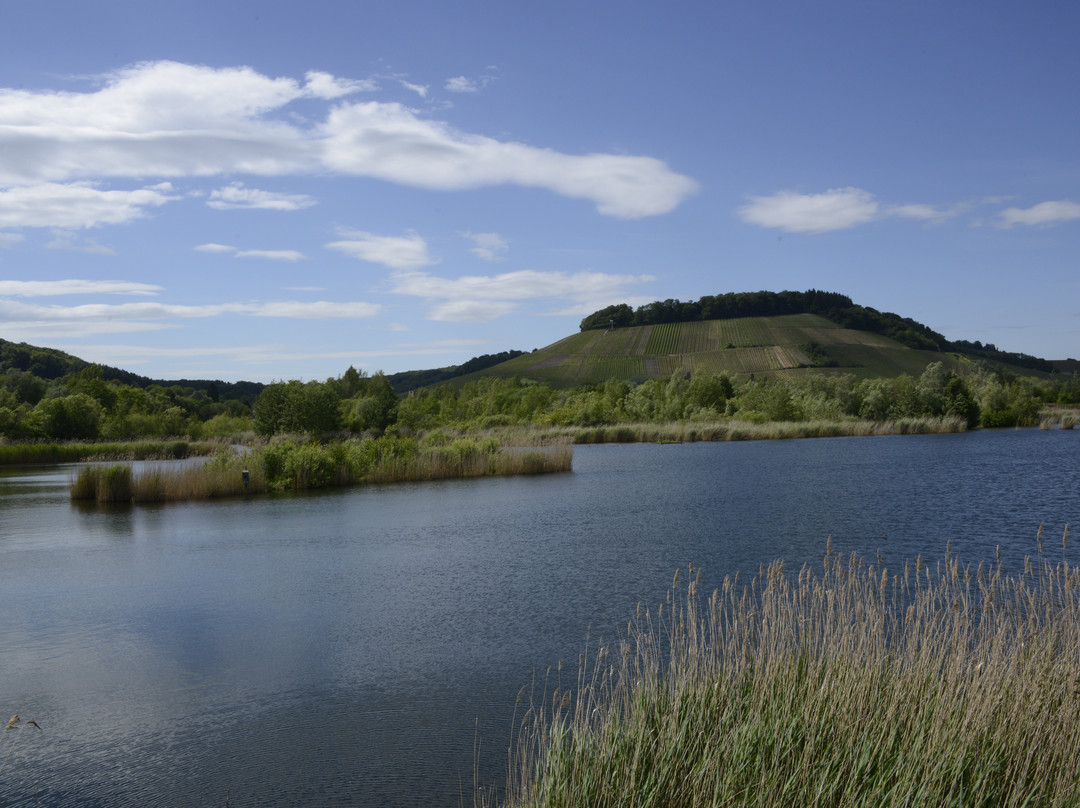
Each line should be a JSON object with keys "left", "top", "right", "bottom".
{"left": 737, "top": 188, "right": 983, "bottom": 233}
{"left": 0, "top": 232, "right": 23, "bottom": 248}
{"left": 0, "top": 182, "right": 177, "bottom": 228}
{"left": 445, "top": 76, "right": 478, "bottom": 93}
{"left": 234, "top": 249, "right": 306, "bottom": 261}
{"left": 195, "top": 243, "right": 305, "bottom": 260}
{"left": 326, "top": 229, "right": 435, "bottom": 269}
{"left": 462, "top": 231, "right": 508, "bottom": 261}
{"left": 0, "top": 294, "right": 380, "bottom": 339}
{"left": 0, "top": 279, "right": 161, "bottom": 296}
{"left": 387, "top": 267, "right": 656, "bottom": 322}
{"left": 319, "top": 102, "right": 699, "bottom": 217}
{"left": 0, "top": 61, "right": 696, "bottom": 219}
{"left": 303, "top": 70, "right": 376, "bottom": 99}
{"left": 207, "top": 182, "right": 316, "bottom": 211}
{"left": 996, "top": 200, "right": 1080, "bottom": 228}
{"left": 738, "top": 187, "right": 880, "bottom": 233}
{"left": 399, "top": 80, "right": 429, "bottom": 98}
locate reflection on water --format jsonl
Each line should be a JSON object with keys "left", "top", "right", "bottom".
{"left": 1, "top": 430, "right": 1077, "bottom": 806}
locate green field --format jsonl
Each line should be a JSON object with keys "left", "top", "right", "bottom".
{"left": 464, "top": 314, "right": 996, "bottom": 387}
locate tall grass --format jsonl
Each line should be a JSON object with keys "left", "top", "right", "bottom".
{"left": 70, "top": 464, "right": 135, "bottom": 503}
{"left": 473, "top": 416, "right": 968, "bottom": 446}
{"left": 70, "top": 437, "right": 573, "bottom": 503}
{"left": 0, "top": 440, "right": 218, "bottom": 465}
{"left": 496, "top": 533, "right": 1080, "bottom": 808}
{"left": 1040, "top": 408, "right": 1079, "bottom": 430}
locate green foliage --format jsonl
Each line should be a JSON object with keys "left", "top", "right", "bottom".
{"left": 253, "top": 380, "right": 342, "bottom": 437}
{"left": 344, "top": 372, "right": 398, "bottom": 433}
{"left": 32, "top": 393, "right": 103, "bottom": 440}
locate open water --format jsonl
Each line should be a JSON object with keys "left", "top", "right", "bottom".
{"left": 0, "top": 429, "right": 1077, "bottom": 806}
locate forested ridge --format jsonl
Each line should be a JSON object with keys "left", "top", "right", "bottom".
{"left": 579, "top": 290, "right": 1055, "bottom": 372}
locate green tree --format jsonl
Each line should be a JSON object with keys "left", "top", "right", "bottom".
{"left": 33, "top": 394, "right": 102, "bottom": 440}
{"left": 345, "top": 373, "right": 397, "bottom": 433}
{"left": 253, "top": 380, "right": 343, "bottom": 437}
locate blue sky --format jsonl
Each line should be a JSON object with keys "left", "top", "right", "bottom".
{"left": 1, "top": 1, "right": 1078, "bottom": 382}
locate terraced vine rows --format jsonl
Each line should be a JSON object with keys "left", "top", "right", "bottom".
{"left": 463, "top": 312, "right": 970, "bottom": 387}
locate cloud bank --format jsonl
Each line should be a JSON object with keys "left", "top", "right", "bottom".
{"left": 0, "top": 61, "right": 698, "bottom": 226}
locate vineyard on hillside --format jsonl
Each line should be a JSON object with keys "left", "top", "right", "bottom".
{"left": 452, "top": 312, "right": 1039, "bottom": 388}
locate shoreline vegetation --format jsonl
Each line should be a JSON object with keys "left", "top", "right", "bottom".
{"left": 2, "top": 404, "right": 1075, "bottom": 469}
{"left": 69, "top": 436, "right": 573, "bottom": 504}
{"left": 490, "top": 534, "right": 1080, "bottom": 808}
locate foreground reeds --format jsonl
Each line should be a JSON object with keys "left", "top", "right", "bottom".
{"left": 496, "top": 533, "right": 1080, "bottom": 808}
{"left": 70, "top": 436, "right": 573, "bottom": 503}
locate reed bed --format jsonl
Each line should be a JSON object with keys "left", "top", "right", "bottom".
{"left": 1040, "top": 409, "right": 1079, "bottom": 430}
{"left": 0, "top": 439, "right": 218, "bottom": 465}
{"left": 497, "top": 533, "right": 1080, "bottom": 808}
{"left": 491, "top": 416, "right": 968, "bottom": 445}
{"left": 70, "top": 438, "right": 573, "bottom": 503}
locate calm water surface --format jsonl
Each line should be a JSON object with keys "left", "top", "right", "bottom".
{"left": 1, "top": 430, "right": 1077, "bottom": 806}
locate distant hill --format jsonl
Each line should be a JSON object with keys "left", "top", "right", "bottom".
{"left": 4, "top": 289, "right": 1068, "bottom": 396}
{"left": 0, "top": 338, "right": 264, "bottom": 405}
{"left": 386, "top": 350, "right": 526, "bottom": 393}
{"left": 442, "top": 312, "right": 1056, "bottom": 389}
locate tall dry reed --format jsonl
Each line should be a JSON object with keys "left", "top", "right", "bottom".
{"left": 497, "top": 533, "right": 1080, "bottom": 808}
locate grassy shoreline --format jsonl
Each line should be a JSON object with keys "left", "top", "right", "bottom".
{"left": 492, "top": 536, "right": 1080, "bottom": 807}
{"left": 8, "top": 412, "right": 1054, "bottom": 469}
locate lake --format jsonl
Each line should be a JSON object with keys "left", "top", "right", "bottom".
{"left": 1, "top": 429, "right": 1077, "bottom": 806}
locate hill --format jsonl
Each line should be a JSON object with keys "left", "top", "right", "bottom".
{"left": 444, "top": 312, "right": 1052, "bottom": 389}
{"left": 0, "top": 338, "right": 263, "bottom": 405}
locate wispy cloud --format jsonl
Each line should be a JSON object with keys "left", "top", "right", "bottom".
{"left": 195, "top": 243, "right": 306, "bottom": 261}
{"left": 461, "top": 231, "right": 508, "bottom": 261}
{"left": 0, "top": 293, "right": 380, "bottom": 339}
{"left": 0, "top": 233, "right": 24, "bottom": 248}
{"left": 738, "top": 187, "right": 963, "bottom": 233}
{"left": 207, "top": 182, "right": 316, "bottom": 211}
{"left": 0, "top": 61, "right": 697, "bottom": 220}
{"left": 996, "top": 200, "right": 1080, "bottom": 228}
{"left": 737, "top": 188, "right": 881, "bottom": 233}
{"left": 445, "top": 76, "right": 478, "bottom": 93}
{"left": 326, "top": 229, "right": 435, "bottom": 269}
{"left": 387, "top": 267, "right": 656, "bottom": 322}
{"left": 0, "top": 279, "right": 162, "bottom": 296}
{"left": 0, "top": 182, "right": 177, "bottom": 229}
{"left": 445, "top": 72, "right": 497, "bottom": 93}
{"left": 399, "top": 80, "right": 429, "bottom": 98}
{"left": 45, "top": 229, "right": 115, "bottom": 255}
{"left": 303, "top": 70, "right": 376, "bottom": 99}
{"left": 234, "top": 249, "right": 306, "bottom": 261}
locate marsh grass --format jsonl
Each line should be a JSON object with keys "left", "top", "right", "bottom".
{"left": 70, "top": 438, "right": 573, "bottom": 503}
{"left": 1040, "top": 408, "right": 1079, "bottom": 430}
{"left": 496, "top": 534, "right": 1080, "bottom": 808}
{"left": 475, "top": 415, "right": 968, "bottom": 446}
{"left": 0, "top": 439, "right": 219, "bottom": 465}
{"left": 69, "top": 464, "right": 134, "bottom": 503}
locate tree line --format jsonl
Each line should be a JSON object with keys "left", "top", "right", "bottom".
{"left": 4, "top": 350, "right": 1078, "bottom": 444}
